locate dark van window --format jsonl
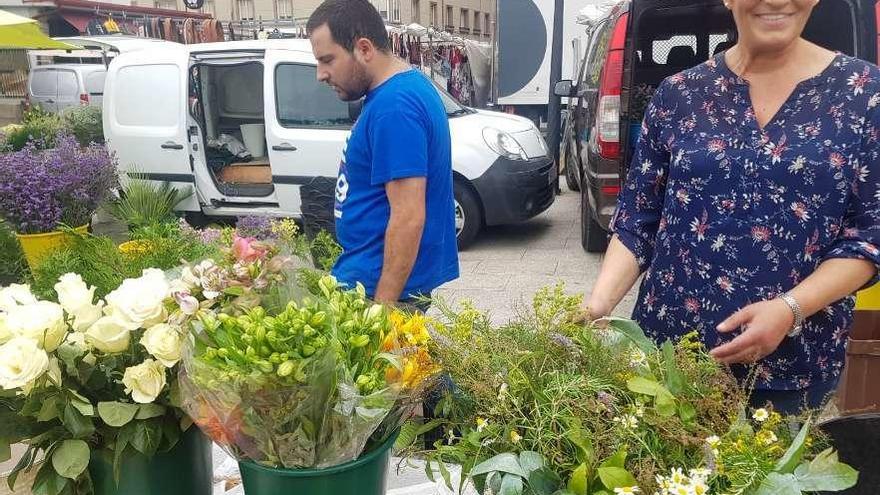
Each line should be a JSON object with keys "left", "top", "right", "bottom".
{"left": 275, "top": 64, "right": 351, "bottom": 128}
{"left": 584, "top": 19, "right": 612, "bottom": 87}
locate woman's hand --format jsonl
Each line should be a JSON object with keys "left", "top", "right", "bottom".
{"left": 709, "top": 299, "right": 794, "bottom": 364}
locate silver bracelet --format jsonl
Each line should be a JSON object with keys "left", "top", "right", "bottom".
{"left": 778, "top": 293, "right": 804, "bottom": 337}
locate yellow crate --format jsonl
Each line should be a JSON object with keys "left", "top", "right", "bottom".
{"left": 856, "top": 283, "right": 880, "bottom": 310}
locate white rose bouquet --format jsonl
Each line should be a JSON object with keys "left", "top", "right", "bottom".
{"left": 0, "top": 271, "right": 192, "bottom": 495}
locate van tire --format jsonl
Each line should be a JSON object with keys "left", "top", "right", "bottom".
{"left": 581, "top": 184, "right": 609, "bottom": 253}
{"left": 563, "top": 141, "right": 581, "bottom": 192}
{"left": 454, "top": 180, "right": 482, "bottom": 250}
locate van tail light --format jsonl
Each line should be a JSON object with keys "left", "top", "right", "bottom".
{"left": 80, "top": 93, "right": 90, "bottom": 105}
{"left": 601, "top": 183, "right": 621, "bottom": 196}
{"left": 596, "top": 12, "right": 628, "bottom": 160}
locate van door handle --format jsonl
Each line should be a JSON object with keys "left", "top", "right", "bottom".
{"left": 161, "top": 142, "right": 184, "bottom": 150}
{"left": 46, "top": 99, "right": 55, "bottom": 103}
{"left": 272, "top": 144, "right": 298, "bottom": 152}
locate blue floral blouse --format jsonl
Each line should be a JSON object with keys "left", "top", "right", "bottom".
{"left": 613, "top": 53, "right": 880, "bottom": 391}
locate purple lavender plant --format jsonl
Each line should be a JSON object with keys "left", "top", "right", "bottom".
{"left": 235, "top": 215, "right": 275, "bottom": 240}
{"left": 0, "top": 133, "right": 118, "bottom": 234}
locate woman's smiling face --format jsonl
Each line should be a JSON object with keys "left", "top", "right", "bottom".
{"left": 725, "top": 0, "right": 820, "bottom": 53}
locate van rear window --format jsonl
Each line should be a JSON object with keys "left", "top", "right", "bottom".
{"left": 274, "top": 64, "right": 351, "bottom": 129}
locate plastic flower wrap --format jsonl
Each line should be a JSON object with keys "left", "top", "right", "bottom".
{"left": 179, "top": 275, "right": 440, "bottom": 468}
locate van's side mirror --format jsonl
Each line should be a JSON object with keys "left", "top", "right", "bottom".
{"left": 348, "top": 99, "right": 363, "bottom": 122}
{"left": 554, "top": 80, "right": 575, "bottom": 97}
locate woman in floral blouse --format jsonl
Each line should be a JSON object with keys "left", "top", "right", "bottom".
{"left": 585, "top": 0, "right": 880, "bottom": 414}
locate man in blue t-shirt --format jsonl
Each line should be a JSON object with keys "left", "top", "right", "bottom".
{"left": 307, "top": 0, "right": 459, "bottom": 305}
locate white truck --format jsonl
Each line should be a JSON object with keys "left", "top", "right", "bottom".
{"left": 102, "top": 39, "right": 556, "bottom": 249}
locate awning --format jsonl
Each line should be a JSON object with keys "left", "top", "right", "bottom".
{"left": 0, "top": 9, "right": 80, "bottom": 49}
{"left": 59, "top": 10, "right": 90, "bottom": 32}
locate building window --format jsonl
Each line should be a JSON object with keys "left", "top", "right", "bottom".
{"left": 237, "top": 0, "right": 254, "bottom": 20}
{"left": 429, "top": 2, "right": 437, "bottom": 27}
{"left": 275, "top": 0, "right": 292, "bottom": 19}
{"left": 391, "top": 0, "right": 400, "bottom": 22}
{"left": 473, "top": 10, "right": 480, "bottom": 33}
{"left": 411, "top": 0, "right": 420, "bottom": 24}
{"left": 445, "top": 5, "right": 453, "bottom": 29}
{"left": 376, "top": 0, "right": 389, "bottom": 20}
{"left": 154, "top": 0, "right": 177, "bottom": 10}
{"left": 200, "top": 0, "right": 215, "bottom": 15}
{"left": 459, "top": 8, "right": 469, "bottom": 33}
{"left": 484, "top": 13, "right": 491, "bottom": 37}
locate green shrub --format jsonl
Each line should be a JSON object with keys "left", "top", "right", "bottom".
{"left": 2, "top": 112, "right": 63, "bottom": 151}
{"left": 62, "top": 105, "right": 104, "bottom": 145}
{"left": 0, "top": 221, "right": 27, "bottom": 285}
{"left": 106, "top": 176, "right": 193, "bottom": 230}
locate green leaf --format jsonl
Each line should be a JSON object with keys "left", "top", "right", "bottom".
{"left": 662, "top": 341, "right": 685, "bottom": 394}
{"left": 552, "top": 491, "right": 576, "bottom": 495}
{"left": 599, "top": 449, "right": 626, "bottom": 469}
{"left": 97, "top": 402, "right": 139, "bottom": 428}
{"left": 32, "top": 461, "right": 70, "bottom": 495}
{"left": 655, "top": 389, "right": 677, "bottom": 417}
{"left": 597, "top": 467, "right": 637, "bottom": 489}
{"left": 754, "top": 473, "right": 800, "bottom": 495}
{"left": 423, "top": 457, "right": 436, "bottom": 483}
{"left": 62, "top": 403, "right": 94, "bottom": 439}
{"left": 566, "top": 419, "right": 594, "bottom": 464}
{"left": 470, "top": 453, "right": 527, "bottom": 478}
{"left": 70, "top": 400, "right": 94, "bottom": 418}
{"left": 160, "top": 416, "right": 181, "bottom": 452}
{"left": 519, "top": 451, "right": 545, "bottom": 475}
{"left": 606, "top": 317, "right": 656, "bottom": 353}
{"left": 135, "top": 404, "right": 166, "bottom": 420}
{"left": 37, "top": 395, "right": 62, "bottom": 423}
{"left": 626, "top": 377, "right": 664, "bottom": 397}
{"left": 774, "top": 417, "right": 812, "bottom": 473}
{"left": 488, "top": 472, "right": 503, "bottom": 494}
{"left": 114, "top": 422, "right": 135, "bottom": 483}
{"left": 500, "top": 474, "right": 524, "bottom": 495}
{"left": 51, "top": 439, "right": 90, "bottom": 479}
{"left": 529, "top": 467, "right": 561, "bottom": 495}
{"left": 678, "top": 401, "right": 697, "bottom": 423}
{"left": 131, "top": 419, "right": 162, "bottom": 457}
{"left": 438, "top": 457, "right": 453, "bottom": 490}
{"left": 567, "top": 463, "right": 589, "bottom": 495}
{"left": 793, "top": 448, "right": 859, "bottom": 491}
{"left": 0, "top": 439, "right": 10, "bottom": 463}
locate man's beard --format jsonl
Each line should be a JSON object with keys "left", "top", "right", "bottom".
{"left": 335, "top": 63, "right": 371, "bottom": 102}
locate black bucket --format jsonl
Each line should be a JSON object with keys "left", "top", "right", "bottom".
{"left": 817, "top": 413, "right": 880, "bottom": 494}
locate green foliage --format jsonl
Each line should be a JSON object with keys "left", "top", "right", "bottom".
{"left": 0, "top": 221, "right": 27, "bottom": 285}
{"left": 309, "top": 230, "right": 342, "bottom": 271}
{"left": 3, "top": 109, "right": 63, "bottom": 151}
{"left": 105, "top": 176, "right": 193, "bottom": 230}
{"left": 62, "top": 106, "right": 104, "bottom": 146}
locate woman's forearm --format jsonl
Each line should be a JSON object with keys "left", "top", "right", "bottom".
{"left": 789, "top": 258, "right": 876, "bottom": 318}
{"left": 586, "top": 235, "right": 643, "bottom": 317}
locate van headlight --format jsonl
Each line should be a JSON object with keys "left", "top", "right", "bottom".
{"left": 483, "top": 127, "right": 528, "bottom": 161}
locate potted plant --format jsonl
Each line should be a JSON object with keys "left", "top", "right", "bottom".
{"left": 177, "top": 271, "right": 439, "bottom": 495}
{"left": 0, "top": 133, "right": 117, "bottom": 270}
{"left": 418, "top": 285, "right": 860, "bottom": 495}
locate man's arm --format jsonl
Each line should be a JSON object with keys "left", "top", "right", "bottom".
{"left": 373, "top": 177, "right": 427, "bottom": 303}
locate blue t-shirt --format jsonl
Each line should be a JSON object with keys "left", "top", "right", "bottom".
{"left": 331, "top": 69, "right": 459, "bottom": 298}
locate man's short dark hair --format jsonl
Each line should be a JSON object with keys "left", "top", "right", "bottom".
{"left": 307, "top": 0, "right": 391, "bottom": 53}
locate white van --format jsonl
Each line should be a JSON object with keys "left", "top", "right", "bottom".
{"left": 102, "top": 40, "right": 556, "bottom": 248}
{"left": 28, "top": 64, "right": 107, "bottom": 112}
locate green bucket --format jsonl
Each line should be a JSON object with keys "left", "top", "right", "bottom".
{"left": 238, "top": 431, "right": 399, "bottom": 495}
{"left": 89, "top": 426, "right": 213, "bottom": 495}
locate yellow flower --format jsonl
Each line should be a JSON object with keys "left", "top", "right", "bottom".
{"left": 613, "top": 487, "right": 640, "bottom": 495}
{"left": 752, "top": 408, "right": 769, "bottom": 422}
{"left": 476, "top": 417, "right": 489, "bottom": 433}
{"left": 756, "top": 430, "right": 778, "bottom": 446}
{"left": 509, "top": 430, "right": 522, "bottom": 443}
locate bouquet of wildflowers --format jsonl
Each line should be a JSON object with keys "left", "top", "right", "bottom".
{"left": 0, "top": 133, "right": 117, "bottom": 234}
{"left": 178, "top": 274, "right": 440, "bottom": 469}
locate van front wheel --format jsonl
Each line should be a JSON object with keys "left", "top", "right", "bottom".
{"left": 454, "top": 180, "right": 482, "bottom": 250}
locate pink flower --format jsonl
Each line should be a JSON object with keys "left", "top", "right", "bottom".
{"left": 232, "top": 236, "right": 268, "bottom": 263}
{"left": 173, "top": 291, "right": 199, "bottom": 315}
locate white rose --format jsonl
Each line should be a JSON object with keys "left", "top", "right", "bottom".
{"left": 65, "top": 331, "right": 89, "bottom": 350}
{"left": 140, "top": 323, "right": 183, "bottom": 367}
{"left": 104, "top": 269, "right": 170, "bottom": 330}
{"left": 0, "top": 337, "right": 49, "bottom": 390}
{"left": 85, "top": 316, "right": 131, "bottom": 354}
{"left": 122, "top": 359, "right": 167, "bottom": 404}
{"left": 0, "top": 284, "right": 37, "bottom": 312}
{"left": 5, "top": 301, "right": 68, "bottom": 352}
{"left": 0, "top": 315, "right": 11, "bottom": 345}
{"left": 53, "top": 273, "right": 96, "bottom": 315}
{"left": 68, "top": 300, "right": 104, "bottom": 333}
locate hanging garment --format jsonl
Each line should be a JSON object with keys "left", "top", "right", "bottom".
{"left": 103, "top": 16, "right": 120, "bottom": 33}
{"left": 86, "top": 19, "right": 106, "bottom": 35}
{"left": 163, "top": 18, "right": 175, "bottom": 41}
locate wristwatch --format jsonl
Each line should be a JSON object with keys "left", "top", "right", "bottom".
{"left": 779, "top": 293, "right": 804, "bottom": 337}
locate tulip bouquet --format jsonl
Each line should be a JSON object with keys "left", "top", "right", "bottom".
{"left": 0, "top": 234, "right": 296, "bottom": 494}
{"left": 178, "top": 275, "right": 440, "bottom": 469}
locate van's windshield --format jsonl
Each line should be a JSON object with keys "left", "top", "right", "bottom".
{"left": 435, "top": 83, "right": 472, "bottom": 117}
